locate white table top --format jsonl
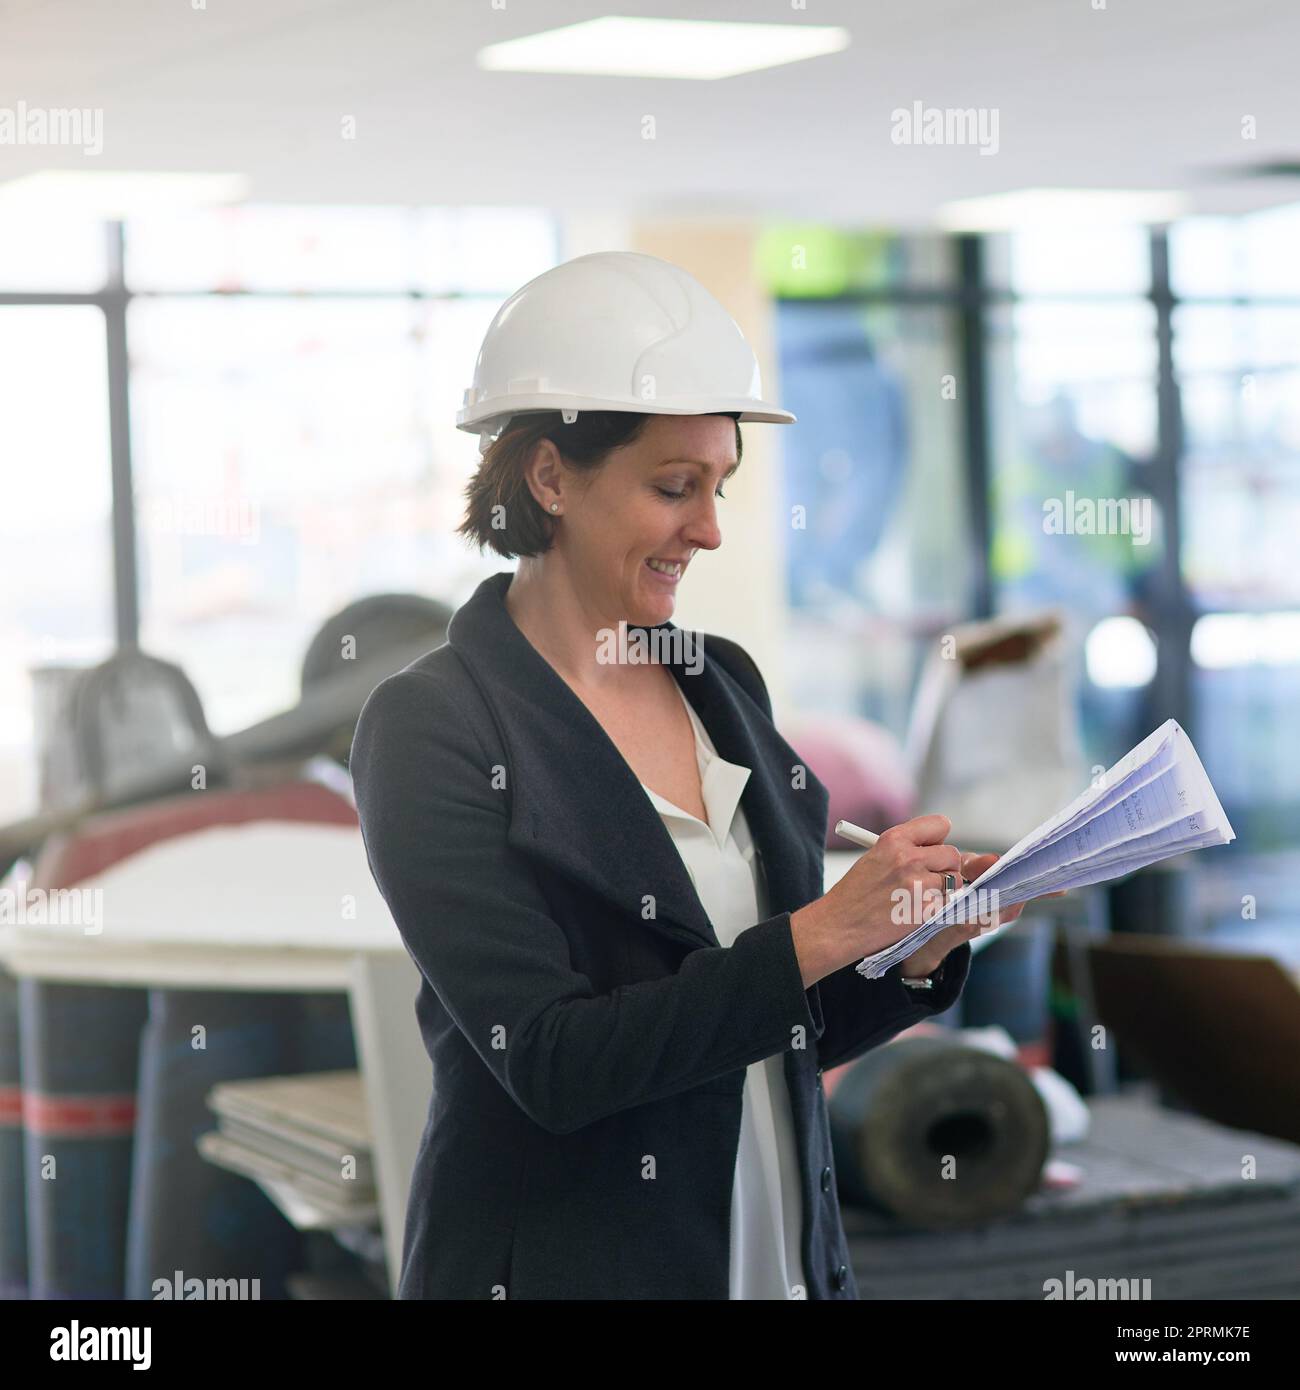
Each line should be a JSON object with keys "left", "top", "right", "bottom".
{"left": 0, "top": 820, "right": 405, "bottom": 990}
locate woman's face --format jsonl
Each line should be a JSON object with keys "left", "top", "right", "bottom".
{"left": 557, "top": 413, "right": 739, "bottom": 628}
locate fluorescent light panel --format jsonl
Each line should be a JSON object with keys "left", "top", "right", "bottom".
{"left": 478, "top": 16, "right": 850, "bottom": 80}
{"left": 938, "top": 187, "right": 1187, "bottom": 231}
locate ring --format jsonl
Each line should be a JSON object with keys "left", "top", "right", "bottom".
{"left": 943, "top": 872, "right": 957, "bottom": 896}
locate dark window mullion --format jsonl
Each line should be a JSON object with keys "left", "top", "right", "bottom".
{"left": 1148, "top": 227, "right": 1194, "bottom": 737}
{"left": 104, "top": 220, "right": 138, "bottom": 648}
{"left": 957, "top": 234, "right": 993, "bottom": 619}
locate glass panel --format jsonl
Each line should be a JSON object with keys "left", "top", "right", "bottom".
{"left": 0, "top": 307, "right": 114, "bottom": 820}
{"left": 1175, "top": 296, "right": 1300, "bottom": 872}
{"left": 986, "top": 300, "right": 1162, "bottom": 769}
{"left": 125, "top": 206, "right": 425, "bottom": 292}
{"left": 1240, "top": 202, "right": 1300, "bottom": 297}
{"left": 1174, "top": 304, "right": 1300, "bottom": 606}
{"left": 984, "top": 225, "right": 1151, "bottom": 296}
{"left": 1192, "top": 633, "right": 1300, "bottom": 852}
{"left": 128, "top": 294, "right": 509, "bottom": 735}
{"left": 1170, "top": 202, "right": 1300, "bottom": 299}
{"left": 0, "top": 214, "right": 108, "bottom": 291}
{"left": 1169, "top": 216, "right": 1241, "bottom": 299}
{"left": 125, "top": 204, "right": 557, "bottom": 293}
{"left": 995, "top": 301, "right": 1159, "bottom": 454}
{"left": 414, "top": 208, "right": 558, "bottom": 293}
{"left": 774, "top": 298, "right": 971, "bottom": 736}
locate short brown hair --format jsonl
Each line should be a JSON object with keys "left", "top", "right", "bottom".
{"left": 456, "top": 410, "right": 743, "bottom": 560}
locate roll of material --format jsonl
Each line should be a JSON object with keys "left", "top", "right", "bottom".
{"left": 126, "top": 990, "right": 358, "bottom": 1301}
{"left": 19, "top": 978, "right": 148, "bottom": 1298}
{"left": 828, "top": 1036, "right": 1050, "bottom": 1229}
{"left": 0, "top": 969, "right": 27, "bottom": 1299}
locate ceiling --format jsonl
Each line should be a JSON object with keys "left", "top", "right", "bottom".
{"left": 2, "top": 0, "right": 1299, "bottom": 226}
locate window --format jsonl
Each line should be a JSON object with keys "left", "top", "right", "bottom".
{"left": 0, "top": 305, "right": 114, "bottom": 820}
{"left": 1171, "top": 206, "right": 1300, "bottom": 876}
{"left": 761, "top": 230, "right": 972, "bottom": 737}
{"left": 123, "top": 206, "right": 556, "bottom": 734}
{"left": 0, "top": 204, "right": 557, "bottom": 806}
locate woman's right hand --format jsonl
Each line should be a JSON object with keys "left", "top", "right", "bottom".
{"left": 789, "top": 814, "right": 965, "bottom": 987}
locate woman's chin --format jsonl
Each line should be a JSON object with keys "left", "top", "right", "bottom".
{"left": 622, "top": 578, "right": 676, "bottom": 626}
{"left": 629, "top": 595, "right": 675, "bottom": 628}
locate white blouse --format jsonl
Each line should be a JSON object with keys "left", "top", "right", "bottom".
{"left": 637, "top": 677, "right": 808, "bottom": 1300}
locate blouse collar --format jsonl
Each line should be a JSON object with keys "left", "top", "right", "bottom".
{"left": 640, "top": 678, "right": 752, "bottom": 852}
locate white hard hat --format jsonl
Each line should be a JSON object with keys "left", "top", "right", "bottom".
{"left": 457, "top": 250, "right": 795, "bottom": 451}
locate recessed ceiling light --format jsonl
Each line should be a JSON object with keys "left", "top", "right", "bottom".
{"left": 937, "top": 187, "right": 1187, "bottom": 231}
{"left": 477, "top": 16, "right": 850, "bottom": 80}
{"left": 0, "top": 171, "right": 250, "bottom": 218}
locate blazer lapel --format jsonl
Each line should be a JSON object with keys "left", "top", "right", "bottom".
{"left": 445, "top": 571, "right": 827, "bottom": 954}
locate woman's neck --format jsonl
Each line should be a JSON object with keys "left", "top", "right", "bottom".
{"left": 504, "top": 560, "right": 655, "bottom": 698}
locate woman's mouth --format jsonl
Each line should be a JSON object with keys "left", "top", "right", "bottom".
{"left": 645, "top": 557, "right": 684, "bottom": 585}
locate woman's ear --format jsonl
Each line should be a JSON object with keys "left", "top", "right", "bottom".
{"left": 523, "top": 436, "right": 565, "bottom": 510}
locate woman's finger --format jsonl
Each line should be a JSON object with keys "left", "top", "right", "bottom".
{"left": 960, "top": 851, "right": 998, "bottom": 879}
{"left": 917, "top": 844, "right": 963, "bottom": 876}
{"left": 892, "top": 871, "right": 964, "bottom": 927}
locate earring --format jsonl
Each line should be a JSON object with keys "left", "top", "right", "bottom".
{"left": 549, "top": 503, "right": 559, "bottom": 513}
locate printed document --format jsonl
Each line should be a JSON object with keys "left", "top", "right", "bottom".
{"left": 856, "top": 719, "right": 1235, "bottom": 979}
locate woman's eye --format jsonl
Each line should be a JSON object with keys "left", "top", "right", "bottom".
{"left": 655, "top": 486, "right": 727, "bottom": 500}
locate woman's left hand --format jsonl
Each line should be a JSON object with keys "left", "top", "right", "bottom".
{"left": 897, "top": 851, "right": 1064, "bottom": 978}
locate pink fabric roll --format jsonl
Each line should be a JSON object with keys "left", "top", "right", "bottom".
{"left": 780, "top": 715, "right": 916, "bottom": 850}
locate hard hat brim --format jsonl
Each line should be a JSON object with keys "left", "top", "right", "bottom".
{"left": 457, "top": 394, "right": 796, "bottom": 433}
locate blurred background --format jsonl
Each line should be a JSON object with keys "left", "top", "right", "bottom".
{"left": 2, "top": 0, "right": 1298, "bottom": 1302}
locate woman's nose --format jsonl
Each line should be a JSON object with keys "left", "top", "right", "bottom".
{"left": 683, "top": 496, "right": 723, "bottom": 551}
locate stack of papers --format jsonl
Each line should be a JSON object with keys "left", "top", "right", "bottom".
{"left": 857, "top": 719, "right": 1235, "bottom": 980}
{"left": 199, "top": 1069, "right": 379, "bottom": 1228}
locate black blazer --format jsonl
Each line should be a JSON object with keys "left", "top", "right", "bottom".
{"left": 349, "top": 570, "right": 970, "bottom": 1300}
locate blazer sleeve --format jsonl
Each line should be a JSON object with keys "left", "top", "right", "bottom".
{"left": 349, "top": 669, "right": 824, "bottom": 1137}
{"left": 812, "top": 943, "right": 971, "bottom": 1073}
{"left": 706, "top": 636, "right": 972, "bottom": 1073}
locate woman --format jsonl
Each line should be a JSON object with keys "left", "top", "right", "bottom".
{"left": 350, "top": 252, "right": 1036, "bottom": 1300}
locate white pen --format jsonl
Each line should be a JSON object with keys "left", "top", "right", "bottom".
{"left": 834, "top": 819, "right": 879, "bottom": 849}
